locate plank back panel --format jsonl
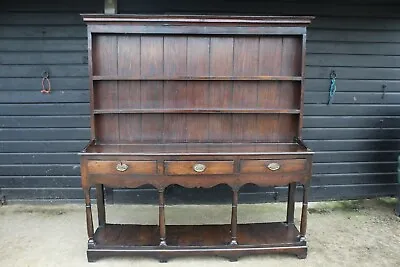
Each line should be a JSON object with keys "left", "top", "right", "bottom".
{"left": 140, "top": 36, "right": 164, "bottom": 142}
{"left": 94, "top": 81, "right": 299, "bottom": 110}
{"left": 163, "top": 37, "right": 188, "bottom": 142}
{"left": 89, "top": 22, "right": 305, "bottom": 144}
{"left": 94, "top": 113, "right": 298, "bottom": 143}
{"left": 208, "top": 37, "right": 234, "bottom": 142}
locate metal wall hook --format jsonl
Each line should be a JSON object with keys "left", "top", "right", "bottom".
{"left": 327, "top": 70, "right": 337, "bottom": 105}
{"left": 40, "top": 71, "right": 51, "bottom": 94}
{"left": 381, "top": 84, "right": 387, "bottom": 100}
{"left": 330, "top": 70, "right": 336, "bottom": 79}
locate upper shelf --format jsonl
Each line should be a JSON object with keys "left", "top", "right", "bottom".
{"left": 93, "top": 108, "right": 301, "bottom": 114}
{"left": 92, "top": 76, "right": 303, "bottom": 82}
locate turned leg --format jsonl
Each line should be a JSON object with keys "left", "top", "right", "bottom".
{"left": 230, "top": 188, "right": 239, "bottom": 246}
{"left": 84, "top": 187, "right": 95, "bottom": 248}
{"left": 159, "top": 188, "right": 167, "bottom": 246}
{"left": 286, "top": 182, "right": 296, "bottom": 224}
{"left": 299, "top": 181, "right": 310, "bottom": 242}
{"left": 96, "top": 184, "right": 106, "bottom": 227}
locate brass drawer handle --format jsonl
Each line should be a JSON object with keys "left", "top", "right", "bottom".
{"left": 116, "top": 162, "right": 128, "bottom": 172}
{"left": 267, "top": 162, "right": 280, "bottom": 171}
{"left": 193, "top": 163, "right": 206, "bottom": 173}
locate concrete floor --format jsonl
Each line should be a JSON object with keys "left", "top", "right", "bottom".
{"left": 0, "top": 199, "right": 399, "bottom": 267}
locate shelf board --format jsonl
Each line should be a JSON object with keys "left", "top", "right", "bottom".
{"left": 93, "top": 222, "right": 301, "bottom": 248}
{"left": 93, "top": 108, "right": 301, "bottom": 114}
{"left": 80, "top": 142, "right": 312, "bottom": 157}
{"left": 93, "top": 75, "right": 303, "bottom": 81}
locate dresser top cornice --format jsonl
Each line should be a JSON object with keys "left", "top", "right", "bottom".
{"left": 82, "top": 14, "right": 314, "bottom": 26}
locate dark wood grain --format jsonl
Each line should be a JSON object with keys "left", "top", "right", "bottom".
{"left": 92, "top": 36, "right": 119, "bottom": 143}
{"left": 93, "top": 82, "right": 117, "bottom": 110}
{"left": 230, "top": 189, "right": 238, "bottom": 246}
{"left": 82, "top": 14, "right": 314, "bottom": 26}
{"left": 281, "top": 37, "right": 302, "bottom": 77}
{"left": 232, "top": 38, "right": 259, "bottom": 142}
{"left": 95, "top": 114, "right": 119, "bottom": 143}
{"left": 87, "top": 160, "right": 157, "bottom": 175}
{"left": 159, "top": 189, "right": 167, "bottom": 246}
{"left": 209, "top": 37, "right": 234, "bottom": 142}
{"left": 163, "top": 37, "right": 187, "bottom": 142}
{"left": 93, "top": 222, "right": 301, "bottom": 247}
{"left": 82, "top": 142, "right": 311, "bottom": 155}
{"left": 141, "top": 36, "right": 164, "bottom": 142}
{"left": 92, "top": 35, "right": 117, "bottom": 76}
{"left": 93, "top": 108, "right": 301, "bottom": 114}
{"left": 117, "top": 36, "right": 142, "bottom": 142}
{"left": 286, "top": 183, "right": 296, "bottom": 224}
{"left": 240, "top": 159, "right": 307, "bottom": 173}
{"left": 186, "top": 37, "right": 210, "bottom": 142}
{"left": 88, "top": 25, "right": 307, "bottom": 36}
{"left": 96, "top": 184, "right": 106, "bottom": 227}
{"left": 82, "top": 14, "right": 313, "bottom": 262}
{"left": 92, "top": 75, "right": 302, "bottom": 81}
{"left": 165, "top": 160, "right": 234, "bottom": 175}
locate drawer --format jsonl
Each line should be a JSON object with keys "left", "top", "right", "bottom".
{"left": 165, "top": 161, "right": 234, "bottom": 175}
{"left": 87, "top": 160, "right": 157, "bottom": 175}
{"left": 240, "top": 159, "right": 306, "bottom": 174}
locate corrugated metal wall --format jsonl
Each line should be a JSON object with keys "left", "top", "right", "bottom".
{"left": 0, "top": 0, "right": 399, "bottom": 203}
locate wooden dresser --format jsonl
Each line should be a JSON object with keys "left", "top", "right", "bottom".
{"left": 79, "top": 14, "right": 314, "bottom": 262}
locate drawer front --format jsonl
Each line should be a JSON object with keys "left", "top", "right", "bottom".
{"left": 240, "top": 159, "right": 306, "bottom": 174}
{"left": 87, "top": 160, "right": 157, "bottom": 175}
{"left": 165, "top": 161, "right": 234, "bottom": 175}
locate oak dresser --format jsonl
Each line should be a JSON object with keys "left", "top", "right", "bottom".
{"left": 79, "top": 14, "right": 314, "bottom": 262}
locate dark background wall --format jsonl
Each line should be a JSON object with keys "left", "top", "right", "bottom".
{"left": 0, "top": 0, "right": 399, "bottom": 203}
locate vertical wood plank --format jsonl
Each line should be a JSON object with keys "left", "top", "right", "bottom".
{"left": 258, "top": 37, "right": 282, "bottom": 76}
{"left": 186, "top": 37, "right": 209, "bottom": 142}
{"left": 118, "top": 114, "right": 141, "bottom": 142}
{"left": 88, "top": 30, "right": 96, "bottom": 141}
{"left": 163, "top": 37, "right": 187, "bottom": 108}
{"left": 232, "top": 37, "right": 259, "bottom": 141}
{"left": 280, "top": 37, "right": 302, "bottom": 140}
{"left": 209, "top": 37, "right": 234, "bottom": 142}
{"left": 117, "top": 36, "right": 141, "bottom": 109}
{"left": 278, "top": 114, "right": 298, "bottom": 142}
{"left": 187, "top": 37, "right": 210, "bottom": 105}
{"left": 279, "top": 82, "right": 301, "bottom": 110}
{"left": 298, "top": 34, "right": 307, "bottom": 139}
{"left": 258, "top": 37, "right": 282, "bottom": 109}
{"left": 256, "top": 38, "right": 282, "bottom": 142}
{"left": 163, "top": 37, "right": 187, "bottom": 142}
{"left": 92, "top": 35, "right": 118, "bottom": 143}
{"left": 141, "top": 36, "right": 164, "bottom": 142}
{"left": 94, "top": 81, "right": 118, "bottom": 110}
{"left": 281, "top": 37, "right": 302, "bottom": 77}
{"left": 95, "top": 114, "right": 119, "bottom": 143}
{"left": 141, "top": 114, "right": 163, "bottom": 142}
{"left": 118, "top": 36, "right": 141, "bottom": 142}
{"left": 92, "top": 35, "right": 117, "bottom": 76}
